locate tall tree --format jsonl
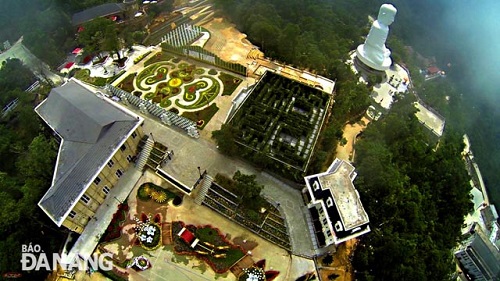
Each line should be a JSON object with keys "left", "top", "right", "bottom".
{"left": 78, "top": 17, "right": 115, "bottom": 57}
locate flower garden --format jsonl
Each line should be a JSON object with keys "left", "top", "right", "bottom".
{"left": 118, "top": 52, "right": 242, "bottom": 128}
{"left": 137, "top": 182, "right": 178, "bottom": 204}
{"left": 133, "top": 213, "right": 162, "bottom": 251}
{"left": 172, "top": 221, "right": 246, "bottom": 273}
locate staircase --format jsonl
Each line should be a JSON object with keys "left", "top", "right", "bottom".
{"left": 105, "top": 84, "right": 200, "bottom": 138}
{"left": 136, "top": 137, "right": 154, "bottom": 170}
{"left": 194, "top": 175, "right": 213, "bottom": 205}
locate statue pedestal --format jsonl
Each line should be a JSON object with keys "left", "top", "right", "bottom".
{"left": 353, "top": 56, "right": 387, "bottom": 78}
{"left": 356, "top": 44, "right": 392, "bottom": 71}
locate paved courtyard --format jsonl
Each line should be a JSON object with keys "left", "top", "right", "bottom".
{"left": 141, "top": 114, "right": 316, "bottom": 258}
{"left": 97, "top": 169, "right": 315, "bottom": 281}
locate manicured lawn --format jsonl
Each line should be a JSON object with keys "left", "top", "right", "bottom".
{"left": 144, "top": 52, "right": 174, "bottom": 66}
{"left": 73, "top": 69, "right": 109, "bottom": 86}
{"left": 172, "top": 222, "right": 245, "bottom": 273}
{"left": 181, "top": 103, "right": 219, "bottom": 129}
{"left": 219, "top": 72, "right": 242, "bottom": 96}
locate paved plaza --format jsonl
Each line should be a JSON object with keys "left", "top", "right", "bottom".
{"left": 414, "top": 101, "right": 445, "bottom": 137}
{"left": 97, "top": 168, "right": 315, "bottom": 281}
{"left": 141, "top": 113, "right": 316, "bottom": 257}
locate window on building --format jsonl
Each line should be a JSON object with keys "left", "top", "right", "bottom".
{"left": 116, "top": 169, "right": 123, "bottom": 178}
{"left": 103, "top": 186, "right": 110, "bottom": 195}
{"left": 93, "top": 176, "right": 101, "bottom": 185}
{"left": 81, "top": 194, "right": 91, "bottom": 204}
{"left": 120, "top": 144, "right": 126, "bottom": 151}
{"left": 107, "top": 159, "right": 114, "bottom": 168}
{"left": 335, "top": 221, "right": 343, "bottom": 232}
{"left": 313, "top": 181, "right": 320, "bottom": 191}
{"left": 322, "top": 218, "right": 328, "bottom": 225}
{"left": 326, "top": 197, "right": 334, "bottom": 208}
{"left": 132, "top": 132, "right": 137, "bottom": 139}
{"left": 326, "top": 230, "right": 332, "bottom": 237}
{"left": 69, "top": 210, "right": 77, "bottom": 219}
{"left": 126, "top": 155, "right": 133, "bottom": 162}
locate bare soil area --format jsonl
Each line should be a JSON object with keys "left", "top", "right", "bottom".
{"left": 202, "top": 18, "right": 262, "bottom": 64}
{"left": 335, "top": 117, "right": 370, "bottom": 162}
{"left": 318, "top": 239, "right": 357, "bottom": 281}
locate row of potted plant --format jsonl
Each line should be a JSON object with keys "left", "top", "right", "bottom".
{"left": 209, "top": 182, "right": 239, "bottom": 202}
{"left": 206, "top": 189, "right": 238, "bottom": 208}
{"left": 202, "top": 197, "right": 234, "bottom": 218}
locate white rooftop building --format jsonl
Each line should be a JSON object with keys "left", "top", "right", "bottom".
{"left": 303, "top": 158, "right": 370, "bottom": 247}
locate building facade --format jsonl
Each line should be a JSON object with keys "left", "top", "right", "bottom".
{"left": 303, "top": 158, "right": 370, "bottom": 248}
{"left": 35, "top": 78, "right": 144, "bottom": 234}
{"left": 455, "top": 224, "right": 500, "bottom": 281}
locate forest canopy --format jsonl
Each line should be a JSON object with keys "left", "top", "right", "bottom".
{"left": 214, "top": 0, "right": 473, "bottom": 279}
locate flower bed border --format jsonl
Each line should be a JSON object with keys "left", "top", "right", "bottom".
{"left": 172, "top": 221, "right": 246, "bottom": 274}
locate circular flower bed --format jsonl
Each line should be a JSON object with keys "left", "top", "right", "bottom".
{"left": 137, "top": 222, "right": 162, "bottom": 250}
{"left": 238, "top": 267, "right": 266, "bottom": 281}
{"left": 168, "top": 78, "right": 182, "bottom": 88}
{"left": 127, "top": 256, "right": 151, "bottom": 271}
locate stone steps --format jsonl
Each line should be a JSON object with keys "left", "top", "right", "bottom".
{"left": 194, "top": 175, "right": 213, "bottom": 205}
{"left": 136, "top": 137, "right": 154, "bottom": 170}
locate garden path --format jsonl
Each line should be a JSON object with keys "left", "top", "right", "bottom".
{"left": 133, "top": 61, "right": 225, "bottom": 113}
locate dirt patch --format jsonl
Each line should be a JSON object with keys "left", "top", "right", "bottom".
{"left": 318, "top": 239, "right": 357, "bottom": 281}
{"left": 335, "top": 117, "right": 370, "bottom": 162}
{"left": 233, "top": 236, "right": 258, "bottom": 252}
{"left": 201, "top": 17, "right": 258, "bottom": 64}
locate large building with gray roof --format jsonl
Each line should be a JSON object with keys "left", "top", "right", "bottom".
{"left": 72, "top": 3, "right": 125, "bottom": 26}
{"left": 35, "top": 78, "right": 144, "bottom": 233}
{"left": 303, "top": 158, "right": 370, "bottom": 248}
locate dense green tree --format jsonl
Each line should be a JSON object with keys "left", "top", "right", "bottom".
{"left": 211, "top": 124, "right": 239, "bottom": 156}
{"left": 351, "top": 96, "right": 471, "bottom": 280}
{"left": 103, "top": 24, "right": 122, "bottom": 60}
{"left": 78, "top": 17, "right": 115, "bottom": 57}
{"left": 0, "top": 59, "right": 36, "bottom": 97}
{"left": 233, "top": 170, "right": 263, "bottom": 201}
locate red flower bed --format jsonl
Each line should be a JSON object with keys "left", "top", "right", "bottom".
{"left": 172, "top": 221, "right": 245, "bottom": 273}
{"left": 141, "top": 213, "right": 148, "bottom": 222}
{"left": 154, "top": 214, "right": 161, "bottom": 224}
{"left": 101, "top": 203, "right": 129, "bottom": 242}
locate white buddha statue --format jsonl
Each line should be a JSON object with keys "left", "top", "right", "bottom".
{"left": 356, "top": 4, "right": 397, "bottom": 71}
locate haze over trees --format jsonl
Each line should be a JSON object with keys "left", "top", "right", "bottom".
{"left": 352, "top": 97, "right": 471, "bottom": 280}
{"left": 0, "top": 0, "right": 486, "bottom": 279}
{"left": 214, "top": 0, "right": 472, "bottom": 279}
{"left": 0, "top": 60, "right": 63, "bottom": 279}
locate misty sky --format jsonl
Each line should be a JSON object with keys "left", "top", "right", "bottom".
{"left": 440, "top": 0, "right": 500, "bottom": 101}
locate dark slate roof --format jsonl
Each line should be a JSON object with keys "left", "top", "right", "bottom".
{"left": 35, "top": 79, "right": 140, "bottom": 225}
{"left": 72, "top": 3, "right": 126, "bottom": 26}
